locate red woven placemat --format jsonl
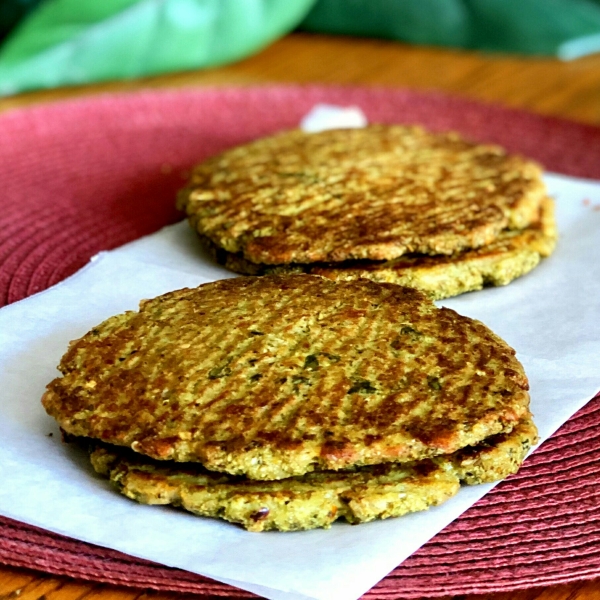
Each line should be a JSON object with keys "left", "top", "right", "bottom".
{"left": 1, "top": 86, "right": 599, "bottom": 599}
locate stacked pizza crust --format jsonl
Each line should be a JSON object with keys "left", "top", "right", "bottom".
{"left": 178, "top": 125, "right": 556, "bottom": 299}
{"left": 43, "top": 276, "right": 537, "bottom": 531}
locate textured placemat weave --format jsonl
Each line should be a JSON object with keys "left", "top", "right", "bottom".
{"left": 1, "top": 86, "right": 599, "bottom": 599}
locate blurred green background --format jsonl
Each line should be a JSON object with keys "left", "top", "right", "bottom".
{"left": 2, "top": 0, "right": 600, "bottom": 95}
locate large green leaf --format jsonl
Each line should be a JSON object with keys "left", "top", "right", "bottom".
{"left": 0, "top": 0, "right": 316, "bottom": 95}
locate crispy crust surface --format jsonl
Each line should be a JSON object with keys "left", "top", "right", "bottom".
{"left": 87, "top": 415, "right": 536, "bottom": 531}
{"left": 202, "top": 198, "right": 557, "bottom": 300}
{"left": 178, "top": 125, "right": 546, "bottom": 264}
{"left": 43, "top": 276, "right": 530, "bottom": 480}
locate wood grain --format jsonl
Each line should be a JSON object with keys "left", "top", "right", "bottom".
{"left": 1, "top": 33, "right": 600, "bottom": 124}
{"left": 0, "top": 563, "right": 599, "bottom": 600}
{"left": 1, "top": 31, "right": 599, "bottom": 600}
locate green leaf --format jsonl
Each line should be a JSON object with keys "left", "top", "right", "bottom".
{"left": 0, "top": 0, "right": 317, "bottom": 95}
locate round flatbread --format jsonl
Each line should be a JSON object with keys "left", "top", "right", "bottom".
{"left": 43, "top": 275, "right": 530, "bottom": 480}
{"left": 178, "top": 125, "right": 546, "bottom": 265}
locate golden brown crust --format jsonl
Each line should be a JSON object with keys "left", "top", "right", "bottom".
{"left": 43, "top": 275, "right": 530, "bottom": 480}
{"left": 200, "top": 198, "right": 557, "bottom": 300}
{"left": 178, "top": 125, "right": 546, "bottom": 264}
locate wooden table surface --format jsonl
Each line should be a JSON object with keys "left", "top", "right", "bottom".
{"left": 1, "top": 32, "right": 600, "bottom": 600}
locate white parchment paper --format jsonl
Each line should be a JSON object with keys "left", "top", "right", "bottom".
{"left": 1, "top": 171, "right": 600, "bottom": 600}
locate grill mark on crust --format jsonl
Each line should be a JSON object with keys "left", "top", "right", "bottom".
{"left": 345, "top": 300, "right": 406, "bottom": 428}
{"left": 317, "top": 299, "right": 384, "bottom": 467}
{"left": 309, "top": 307, "right": 373, "bottom": 439}
{"left": 240, "top": 293, "right": 356, "bottom": 453}
{"left": 179, "top": 125, "right": 546, "bottom": 265}
{"left": 188, "top": 283, "right": 310, "bottom": 440}
{"left": 43, "top": 276, "right": 530, "bottom": 480}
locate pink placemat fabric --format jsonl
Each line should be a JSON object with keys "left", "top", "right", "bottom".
{"left": 1, "top": 86, "right": 600, "bottom": 598}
